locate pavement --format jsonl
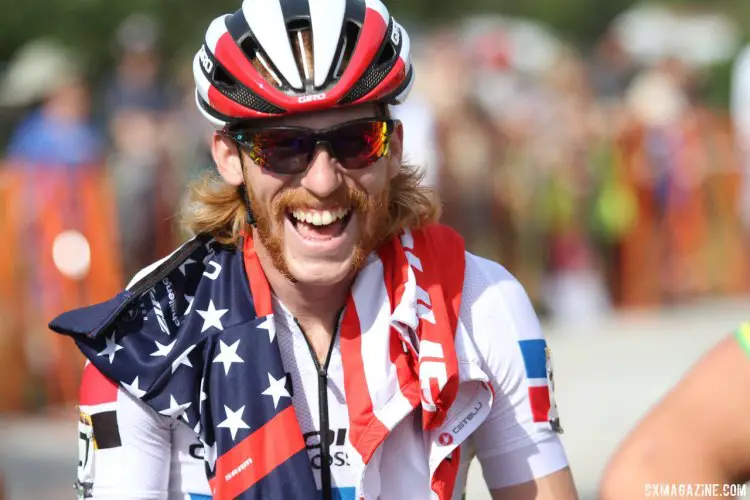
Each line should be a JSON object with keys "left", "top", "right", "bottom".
{"left": 2, "top": 296, "right": 749, "bottom": 500}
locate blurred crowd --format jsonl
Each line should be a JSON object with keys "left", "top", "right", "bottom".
{"left": 0, "top": 7, "right": 749, "bottom": 412}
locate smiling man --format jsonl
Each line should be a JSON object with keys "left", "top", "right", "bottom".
{"left": 50, "top": 1, "right": 577, "bottom": 499}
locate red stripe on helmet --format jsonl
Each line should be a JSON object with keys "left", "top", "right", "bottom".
{"left": 271, "top": 5, "right": 389, "bottom": 116}
{"left": 326, "top": 7, "right": 389, "bottom": 103}
{"left": 213, "top": 33, "right": 299, "bottom": 110}
{"left": 204, "top": 8, "right": 390, "bottom": 119}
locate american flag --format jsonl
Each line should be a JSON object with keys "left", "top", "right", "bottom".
{"left": 51, "top": 235, "right": 319, "bottom": 499}
{"left": 52, "top": 225, "right": 473, "bottom": 500}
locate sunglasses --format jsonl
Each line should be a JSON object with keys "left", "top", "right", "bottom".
{"left": 228, "top": 118, "right": 397, "bottom": 175}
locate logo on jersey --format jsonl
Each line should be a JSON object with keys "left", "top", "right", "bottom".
{"left": 304, "top": 428, "right": 350, "bottom": 469}
{"left": 546, "top": 346, "right": 563, "bottom": 433}
{"left": 419, "top": 339, "right": 448, "bottom": 412}
{"left": 77, "top": 411, "right": 95, "bottom": 499}
{"left": 438, "top": 433, "right": 453, "bottom": 446}
{"left": 519, "top": 339, "right": 563, "bottom": 433}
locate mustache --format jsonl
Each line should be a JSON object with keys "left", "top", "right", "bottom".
{"left": 271, "top": 185, "right": 370, "bottom": 219}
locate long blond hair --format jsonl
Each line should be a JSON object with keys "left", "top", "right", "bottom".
{"left": 182, "top": 163, "right": 441, "bottom": 247}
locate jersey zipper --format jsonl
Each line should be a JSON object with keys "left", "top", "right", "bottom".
{"left": 296, "top": 311, "right": 343, "bottom": 500}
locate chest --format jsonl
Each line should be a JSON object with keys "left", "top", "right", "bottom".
{"left": 275, "top": 313, "right": 436, "bottom": 499}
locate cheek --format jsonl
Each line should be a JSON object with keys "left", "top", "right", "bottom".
{"left": 348, "top": 163, "right": 391, "bottom": 195}
{"left": 246, "top": 167, "right": 289, "bottom": 208}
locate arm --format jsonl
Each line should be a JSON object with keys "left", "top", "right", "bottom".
{"left": 78, "top": 363, "right": 172, "bottom": 499}
{"left": 491, "top": 469, "right": 578, "bottom": 500}
{"left": 600, "top": 325, "right": 750, "bottom": 499}
{"left": 464, "top": 254, "right": 578, "bottom": 500}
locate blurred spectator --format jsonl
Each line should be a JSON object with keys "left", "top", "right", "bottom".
{"left": 390, "top": 91, "right": 441, "bottom": 189}
{"left": 101, "top": 13, "right": 179, "bottom": 278}
{"left": 588, "top": 30, "right": 639, "bottom": 103}
{"left": 0, "top": 39, "right": 103, "bottom": 167}
{"left": 731, "top": 42, "right": 750, "bottom": 230}
{"left": 0, "top": 39, "right": 120, "bottom": 411}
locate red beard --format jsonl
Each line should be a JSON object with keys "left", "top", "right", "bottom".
{"left": 246, "top": 182, "right": 390, "bottom": 282}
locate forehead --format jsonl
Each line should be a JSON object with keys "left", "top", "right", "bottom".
{"left": 252, "top": 104, "right": 382, "bottom": 130}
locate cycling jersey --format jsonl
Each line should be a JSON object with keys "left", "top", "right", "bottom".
{"left": 76, "top": 249, "right": 568, "bottom": 499}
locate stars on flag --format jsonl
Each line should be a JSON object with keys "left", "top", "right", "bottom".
{"left": 171, "top": 344, "right": 197, "bottom": 373}
{"left": 213, "top": 339, "right": 244, "bottom": 375}
{"left": 122, "top": 376, "right": 147, "bottom": 399}
{"left": 159, "top": 395, "right": 192, "bottom": 422}
{"left": 261, "top": 372, "right": 291, "bottom": 409}
{"left": 97, "top": 333, "right": 124, "bottom": 364}
{"left": 197, "top": 300, "right": 229, "bottom": 333}
{"left": 151, "top": 339, "right": 176, "bottom": 358}
{"left": 179, "top": 258, "right": 197, "bottom": 276}
{"left": 217, "top": 405, "right": 250, "bottom": 440}
{"left": 184, "top": 295, "right": 195, "bottom": 316}
{"left": 202, "top": 439, "right": 218, "bottom": 471}
{"left": 257, "top": 316, "right": 276, "bottom": 343}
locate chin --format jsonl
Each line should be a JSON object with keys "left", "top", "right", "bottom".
{"left": 283, "top": 252, "right": 358, "bottom": 286}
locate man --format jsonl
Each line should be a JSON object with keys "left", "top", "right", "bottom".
{"left": 50, "top": 1, "right": 578, "bottom": 499}
{"left": 600, "top": 323, "right": 750, "bottom": 498}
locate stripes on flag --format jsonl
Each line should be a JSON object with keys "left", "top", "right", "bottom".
{"left": 518, "top": 339, "right": 551, "bottom": 423}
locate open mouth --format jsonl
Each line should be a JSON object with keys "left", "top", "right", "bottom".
{"left": 286, "top": 207, "right": 354, "bottom": 241}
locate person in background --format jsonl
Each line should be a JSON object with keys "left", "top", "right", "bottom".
{"left": 1, "top": 39, "right": 103, "bottom": 168}
{"left": 600, "top": 323, "right": 750, "bottom": 498}
{"left": 102, "top": 13, "right": 179, "bottom": 278}
{"left": 0, "top": 39, "right": 117, "bottom": 409}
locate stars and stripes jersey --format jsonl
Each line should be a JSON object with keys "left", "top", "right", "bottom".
{"left": 55, "top": 233, "right": 568, "bottom": 499}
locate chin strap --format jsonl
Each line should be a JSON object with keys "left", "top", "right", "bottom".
{"left": 236, "top": 143, "right": 257, "bottom": 227}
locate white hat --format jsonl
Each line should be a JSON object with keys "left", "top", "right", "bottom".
{"left": 0, "top": 38, "right": 83, "bottom": 107}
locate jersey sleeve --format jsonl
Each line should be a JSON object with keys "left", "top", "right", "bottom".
{"left": 461, "top": 253, "right": 569, "bottom": 489}
{"left": 77, "top": 362, "right": 173, "bottom": 499}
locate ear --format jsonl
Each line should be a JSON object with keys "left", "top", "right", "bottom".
{"left": 212, "top": 133, "right": 244, "bottom": 186}
{"left": 386, "top": 121, "right": 404, "bottom": 180}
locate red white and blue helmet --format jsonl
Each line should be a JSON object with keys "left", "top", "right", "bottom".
{"left": 193, "top": 0, "right": 415, "bottom": 130}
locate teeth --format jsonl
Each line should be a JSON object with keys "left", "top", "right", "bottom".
{"left": 291, "top": 208, "right": 350, "bottom": 226}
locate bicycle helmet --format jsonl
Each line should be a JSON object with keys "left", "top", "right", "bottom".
{"left": 193, "top": 0, "right": 414, "bottom": 129}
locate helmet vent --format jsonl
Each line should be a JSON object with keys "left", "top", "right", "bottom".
{"left": 213, "top": 65, "right": 236, "bottom": 89}
{"left": 333, "top": 21, "right": 361, "bottom": 79}
{"left": 239, "top": 36, "right": 284, "bottom": 88}
{"left": 288, "top": 23, "right": 313, "bottom": 87}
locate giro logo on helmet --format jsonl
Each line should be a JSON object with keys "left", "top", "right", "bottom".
{"left": 198, "top": 46, "right": 214, "bottom": 74}
{"left": 391, "top": 24, "right": 402, "bottom": 46}
{"left": 298, "top": 93, "right": 327, "bottom": 104}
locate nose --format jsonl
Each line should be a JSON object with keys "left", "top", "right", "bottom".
{"left": 299, "top": 144, "right": 342, "bottom": 199}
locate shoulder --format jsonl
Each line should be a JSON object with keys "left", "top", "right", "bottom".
{"left": 460, "top": 251, "right": 543, "bottom": 343}
{"left": 79, "top": 362, "right": 173, "bottom": 435}
{"left": 125, "top": 235, "right": 220, "bottom": 292}
{"left": 50, "top": 235, "right": 243, "bottom": 339}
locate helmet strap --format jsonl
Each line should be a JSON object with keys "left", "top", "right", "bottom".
{"left": 236, "top": 144, "right": 257, "bottom": 227}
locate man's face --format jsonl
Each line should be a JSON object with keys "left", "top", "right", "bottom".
{"left": 216, "top": 104, "right": 402, "bottom": 286}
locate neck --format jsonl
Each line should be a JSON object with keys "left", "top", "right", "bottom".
{"left": 253, "top": 240, "right": 352, "bottom": 334}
